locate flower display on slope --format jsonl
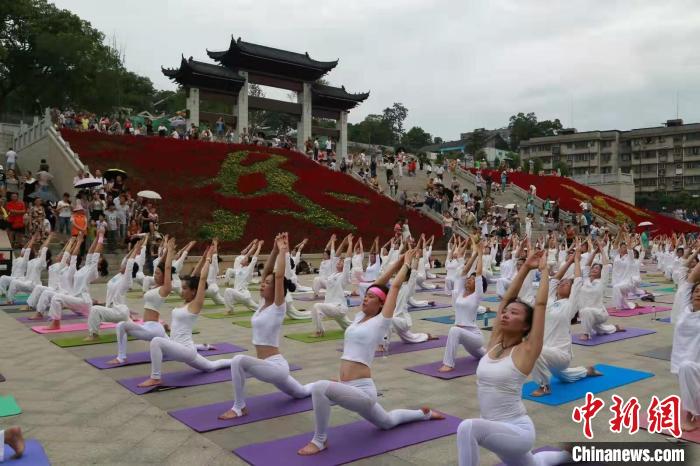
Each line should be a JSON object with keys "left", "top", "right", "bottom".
{"left": 62, "top": 130, "right": 442, "bottom": 250}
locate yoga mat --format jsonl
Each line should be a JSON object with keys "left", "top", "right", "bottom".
{"left": 202, "top": 310, "right": 255, "bottom": 319}
{"left": 481, "top": 296, "right": 501, "bottom": 303}
{"left": 655, "top": 287, "right": 676, "bottom": 293}
{"left": 495, "top": 447, "right": 565, "bottom": 466}
{"left": 234, "top": 318, "right": 310, "bottom": 328}
{"left": 407, "top": 302, "right": 452, "bottom": 312}
{"left": 640, "top": 416, "right": 700, "bottom": 444}
{"left": 85, "top": 342, "right": 246, "bottom": 369}
{"left": 0, "top": 395, "right": 21, "bottom": 417}
{"left": 422, "top": 311, "right": 497, "bottom": 326}
{"left": 119, "top": 363, "right": 301, "bottom": 395}
{"left": 416, "top": 287, "right": 446, "bottom": 292}
{"left": 336, "top": 336, "right": 448, "bottom": 357}
{"left": 635, "top": 346, "right": 672, "bottom": 361}
{"left": 1, "top": 307, "right": 32, "bottom": 314}
{"left": 572, "top": 328, "right": 656, "bottom": 346}
{"left": 234, "top": 414, "right": 461, "bottom": 466}
{"left": 285, "top": 329, "right": 345, "bottom": 343}
{"left": 31, "top": 321, "right": 120, "bottom": 334}
{"left": 0, "top": 298, "right": 27, "bottom": 306}
{"left": 522, "top": 364, "right": 654, "bottom": 406}
{"left": 169, "top": 391, "right": 313, "bottom": 432}
{"left": 50, "top": 330, "right": 201, "bottom": 348}
{"left": 2, "top": 439, "right": 51, "bottom": 465}
{"left": 16, "top": 313, "right": 83, "bottom": 323}
{"left": 655, "top": 317, "right": 671, "bottom": 323}
{"left": 607, "top": 305, "right": 671, "bottom": 317}
{"left": 405, "top": 357, "right": 479, "bottom": 380}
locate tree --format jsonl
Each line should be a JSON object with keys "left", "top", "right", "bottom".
{"left": 553, "top": 160, "right": 570, "bottom": 176}
{"left": 465, "top": 128, "right": 488, "bottom": 160}
{"left": 433, "top": 136, "right": 443, "bottom": 145}
{"left": 508, "top": 112, "right": 563, "bottom": 151}
{"left": 348, "top": 114, "right": 394, "bottom": 146}
{"left": 382, "top": 102, "right": 408, "bottom": 143}
{"left": 402, "top": 126, "right": 432, "bottom": 151}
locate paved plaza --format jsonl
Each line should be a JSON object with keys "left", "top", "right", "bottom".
{"left": 0, "top": 265, "right": 696, "bottom": 465}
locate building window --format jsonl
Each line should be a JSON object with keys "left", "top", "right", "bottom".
{"left": 621, "top": 154, "right": 631, "bottom": 161}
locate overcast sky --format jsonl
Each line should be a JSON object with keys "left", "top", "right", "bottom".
{"left": 52, "top": 0, "right": 700, "bottom": 140}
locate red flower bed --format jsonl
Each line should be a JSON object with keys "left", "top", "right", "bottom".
{"left": 62, "top": 130, "right": 441, "bottom": 251}
{"left": 472, "top": 168, "right": 700, "bottom": 235}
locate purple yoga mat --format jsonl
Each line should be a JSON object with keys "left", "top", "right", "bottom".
{"left": 16, "top": 313, "right": 83, "bottom": 323}
{"left": 234, "top": 414, "right": 461, "bottom": 466}
{"left": 408, "top": 302, "right": 452, "bottom": 312}
{"left": 572, "top": 327, "right": 656, "bottom": 346}
{"left": 607, "top": 305, "right": 671, "bottom": 317}
{"left": 495, "top": 446, "right": 561, "bottom": 466}
{"left": 118, "top": 363, "right": 301, "bottom": 395}
{"left": 169, "top": 391, "right": 313, "bottom": 432}
{"left": 337, "top": 336, "right": 448, "bottom": 357}
{"left": 85, "top": 342, "right": 246, "bottom": 369}
{"left": 405, "top": 357, "right": 479, "bottom": 380}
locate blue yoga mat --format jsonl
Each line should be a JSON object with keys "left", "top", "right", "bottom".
{"left": 481, "top": 296, "right": 501, "bottom": 303}
{"left": 422, "top": 311, "right": 497, "bottom": 326}
{"left": 522, "top": 364, "right": 654, "bottom": 406}
{"left": 656, "top": 317, "right": 671, "bottom": 323}
{"left": 2, "top": 439, "right": 50, "bottom": 465}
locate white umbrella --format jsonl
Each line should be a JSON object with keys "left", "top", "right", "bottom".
{"left": 638, "top": 221, "right": 653, "bottom": 227}
{"left": 74, "top": 177, "right": 103, "bottom": 189}
{"left": 504, "top": 203, "right": 516, "bottom": 209}
{"left": 137, "top": 190, "right": 162, "bottom": 200}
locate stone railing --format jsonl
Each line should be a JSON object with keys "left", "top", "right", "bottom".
{"left": 12, "top": 109, "right": 51, "bottom": 151}
{"left": 570, "top": 171, "right": 634, "bottom": 185}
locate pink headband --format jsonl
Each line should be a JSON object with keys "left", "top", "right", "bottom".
{"left": 367, "top": 287, "right": 387, "bottom": 302}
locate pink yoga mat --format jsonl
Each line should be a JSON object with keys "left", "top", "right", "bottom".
{"left": 30, "top": 319, "right": 147, "bottom": 334}
{"left": 16, "top": 313, "right": 83, "bottom": 324}
{"left": 640, "top": 416, "right": 697, "bottom": 443}
{"left": 85, "top": 342, "right": 246, "bottom": 369}
{"left": 607, "top": 306, "right": 671, "bottom": 317}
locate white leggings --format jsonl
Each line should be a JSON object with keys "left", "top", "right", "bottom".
{"left": 496, "top": 277, "right": 512, "bottom": 298}
{"left": 48, "top": 293, "right": 91, "bottom": 321}
{"left": 7, "top": 278, "right": 33, "bottom": 301}
{"left": 0, "top": 429, "right": 4, "bottom": 462}
{"left": 531, "top": 347, "right": 587, "bottom": 387}
{"left": 148, "top": 337, "right": 231, "bottom": 379}
{"left": 679, "top": 361, "right": 700, "bottom": 416}
{"left": 443, "top": 326, "right": 486, "bottom": 367}
{"left": 88, "top": 304, "right": 129, "bottom": 335}
{"left": 27, "top": 285, "right": 50, "bottom": 310}
{"left": 311, "top": 303, "right": 351, "bottom": 333}
{"left": 457, "top": 415, "right": 571, "bottom": 466}
{"left": 416, "top": 274, "right": 436, "bottom": 290}
{"left": 35, "top": 288, "right": 57, "bottom": 315}
{"left": 391, "top": 315, "right": 429, "bottom": 343}
{"left": 612, "top": 279, "right": 637, "bottom": 310}
{"left": 0, "top": 275, "right": 13, "bottom": 295}
{"left": 579, "top": 306, "right": 616, "bottom": 337}
{"left": 142, "top": 275, "right": 156, "bottom": 293}
{"left": 116, "top": 320, "right": 167, "bottom": 362}
{"left": 312, "top": 277, "right": 328, "bottom": 296}
{"left": 133, "top": 271, "right": 145, "bottom": 288}
{"left": 224, "top": 288, "right": 258, "bottom": 311}
{"left": 206, "top": 283, "right": 225, "bottom": 305}
{"left": 408, "top": 296, "right": 429, "bottom": 308}
{"left": 229, "top": 354, "right": 311, "bottom": 415}
{"left": 309, "top": 378, "right": 430, "bottom": 449}
{"left": 286, "top": 292, "right": 311, "bottom": 319}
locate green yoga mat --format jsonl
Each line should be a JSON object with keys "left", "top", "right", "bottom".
{"left": 0, "top": 395, "right": 21, "bottom": 417}
{"left": 655, "top": 287, "right": 676, "bottom": 293}
{"left": 234, "top": 318, "right": 311, "bottom": 328}
{"left": 285, "top": 329, "right": 345, "bottom": 343}
{"left": 2, "top": 307, "right": 32, "bottom": 314}
{"left": 203, "top": 310, "right": 255, "bottom": 319}
{"left": 51, "top": 330, "right": 200, "bottom": 347}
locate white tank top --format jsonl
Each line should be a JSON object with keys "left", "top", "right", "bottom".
{"left": 341, "top": 312, "right": 392, "bottom": 367}
{"left": 453, "top": 275, "right": 483, "bottom": 327}
{"left": 476, "top": 346, "right": 527, "bottom": 421}
{"left": 363, "top": 257, "right": 381, "bottom": 282}
{"left": 144, "top": 286, "right": 165, "bottom": 312}
{"left": 170, "top": 305, "right": 197, "bottom": 348}
{"left": 251, "top": 302, "right": 286, "bottom": 347}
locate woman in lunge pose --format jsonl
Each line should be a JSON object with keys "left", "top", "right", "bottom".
{"left": 438, "top": 237, "right": 487, "bottom": 373}
{"left": 84, "top": 239, "right": 144, "bottom": 341}
{"left": 224, "top": 240, "right": 258, "bottom": 286}
{"left": 137, "top": 245, "right": 230, "bottom": 388}
{"left": 310, "top": 234, "right": 354, "bottom": 337}
{"left": 6, "top": 233, "right": 50, "bottom": 304}
{"left": 456, "top": 248, "right": 571, "bottom": 466}
{"left": 171, "top": 240, "right": 196, "bottom": 294}
{"left": 217, "top": 233, "right": 311, "bottom": 420}
{"left": 204, "top": 238, "right": 225, "bottom": 305}
{"left": 298, "top": 249, "right": 444, "bottom": 456}
{"left": 26, "top": 239, "right": 73, "bottom": 317}
{"left": 0, "top": 235, "right": 34, "bottom": 297}
{"left": 312, "top": 234, "right": 338, "bottom": 297}
{"left": 357, "top": 237, "right": 382, "bottom": 301}
{"left": 223, "top": 239, "right": 262, "bottom": 315}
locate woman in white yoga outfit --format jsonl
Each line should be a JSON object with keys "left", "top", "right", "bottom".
{"left": 414, "top": 235, "right": 436, "bottom": 291}
{"left": 349, "top": 236, "right": 365, "bottom": 294}
{"left": 223, "top": 240, "right": 262, "bottom": 315}
{"left": 671, "top": 264, "right": 700, "bottom": 432}
{"left": 218, "top": 233, "right": 312, "bottom": 420}
{"left": 481, "top": 239, "right": 498, "bottom": 284}
{"left": 137, "top": 245, "right": 231, "bottom": 388}
{"left": 131, "top": 239, "right": 147, "bottom": 289}
{"left": 357, "top": 238, "right": 382, "bottom": 301}
{"left": 7, "top": 233, "right": 50, "bottom": 304}
{"left": 530, "top": 243, "right": 601, "bottom": 397}
{"left": 298, "top": 249, "right": 445, "bottom": 456}
{"left": 171, "top": 240, "right": 195, "bottom": 295}
{"left": 283, "top": 244, "right": 312, "bottom": 320}
{"left": 107, "top": 238, "right": 175, "bottom": 365}
{"left": 456, "top": 248, "right": 572, "bottom": 466}
{"left": 577, "top": 239, "right": 624, "bottom": 341}
{"left": 0, "top": 426, "right": 24, "bottom": 461}
{"left": 0, "top": 236, "right": 34, "bottom": 297}
{"left": 312, "top": 234, "right": 337, "bottom": 297}
{"left": 84, "top": 239, "right": 144, "bottom": 341}
{"left": 310, "top": 235, "right": 353, "bottom": 337}
{"left": 26, "top": 239, "right": 73, "bottom": 317}
{"left": 671, "top": 240, "right": 700, "bottom": 325}
{"left": 445, "top": 236, "right": 466, "bottom": 293}
{"left": 224, "top": 239, "right": 257, "bottom": 286}
{"left": 46, "top": 231, "right": 105, "bottom": 330}
{"left": 439, "top": 237, "right": 487, "bottom": 373}
{"left": 203, "top": 238, "right": 225, "bottom": 305}
{"left": 288, "top": 238, "right": 311, "bottom": 293}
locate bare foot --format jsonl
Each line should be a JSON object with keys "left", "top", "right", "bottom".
{"left": 615, "top": 325, "right": 625, "bottom": 333}
{"left": 218, "top": 407, "right": 248, "bottom": 420}
{"left": 83, "top": 334, "right": 100, "bottom": 342}
{"left": 137, "top": 378, "right": 162, "bottom": 388}
{"left": 106, "top": 358, "right": 125, "bottom": 365}
{"left": 5, "top": 426, "right": 24, "bottom": 459}
{"left": 46, "top": 320, "right": 60, "bottom": 330}
{"left": 421, "top": 407, "right": 446, "bottom": 420}
{"left": 427, "top": 334, "right": 440, "bottom": 341}
{"left": 224, "top": 310, "right": 233, "bottom": 316}
{"left": 530, "top": 385, "right": 551, "bottom": 397}
{"left": 19, "top": 306, "right": 31, "bottom": 312}
{"left": 437, "top": 365, "right": 454, "bottom": 373}
{"left": 311, "top": 331, "right": 324, "bottom": 338}
{"left": 587, "top": 366, "right": 603, "bottom": 377}
{"left": 27, "top": 313, "right": 45, "bottom": 321}
{"left": 579, "top": 334, "right": 590, "bottom": 341}
{"left": 682, "top": 419, "right": 697, "bottom": 432}
{"left": 298, "top": 441, "right": 325, "bottom": 456}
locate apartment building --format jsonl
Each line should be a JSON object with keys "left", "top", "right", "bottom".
{"left": 519, "top": 119, "right": 700, "bottom": 194}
